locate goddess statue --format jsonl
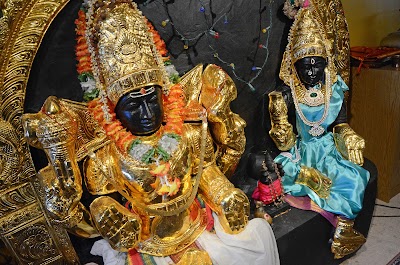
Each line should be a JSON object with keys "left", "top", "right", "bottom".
{"left": 267, "top": 4, "right": 370, "bottom": 259}
{"left": 21, "top": 0, "right": 279, "bottom": 264}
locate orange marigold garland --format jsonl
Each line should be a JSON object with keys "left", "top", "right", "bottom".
{"left": 75, "top": 9, "right": 97, "bottom": 102}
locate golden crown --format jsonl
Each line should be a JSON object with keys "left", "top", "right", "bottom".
{"left": 86, "top": 0, "right": 168, "bottom": 105}
{"left": 290, "top": 8, "right": 328, "bottom": 62}
{"left": 280, "top": 7, "right": 336, "bottom": 87}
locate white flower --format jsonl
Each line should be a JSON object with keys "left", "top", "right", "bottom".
{"left": 129, "top": 143, "right": 152, "bottom": 161}
{"left": 158, "top": 135, "right": 179, "bottom": 155}
{"left": 165, "top": 65, "right": 179, "bottom": 77}
{"left": 80, "top": 78, "right": 96, "bottom": 93}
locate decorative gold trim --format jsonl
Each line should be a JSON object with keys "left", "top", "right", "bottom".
{"left": 310, "top": 0, "right": 350, "bottom": 85}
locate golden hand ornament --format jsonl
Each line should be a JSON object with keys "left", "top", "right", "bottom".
{"left": 333, "top": 123, "right": 365, "bottom": 166}
{"left": 23, "top": 97, "right": 83, "bottom": 220}
{"left": 268, "top": 91, "right": 296, "bottom": 151}
{"left": 199, "top": 165, "right": 249, "bottom": 234}
{"left": 90, "top": 196, "right": 142, "bottom": 252}
{"left": 295, "top": 166, "right": 332, "bottom": 199}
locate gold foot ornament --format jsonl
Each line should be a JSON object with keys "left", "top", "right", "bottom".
{"left": 90, "top": 196, "right": 142, "bottom": 252}
{"left": 331, "top": 217, "right": 366, "bottom": 259}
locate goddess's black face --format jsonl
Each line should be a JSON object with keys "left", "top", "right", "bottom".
{"left": 295, "top": 56, "right": 327, "bottom": 87}
{"left": 115, "top": 86, "right": 163, "bottom": 135}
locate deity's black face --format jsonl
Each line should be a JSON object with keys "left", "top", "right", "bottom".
{"left": 115, "top": 86, "right": 164, "bottom": 136}
{"left": 294, "top": 56, "right": 327, "bottom": 87}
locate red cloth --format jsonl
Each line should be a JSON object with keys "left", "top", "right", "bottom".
{"left": 252, "top": 179, "right": 283, "bottom": 204}
{"left": 127, "top": 249, "right": 145, "bottom": 265}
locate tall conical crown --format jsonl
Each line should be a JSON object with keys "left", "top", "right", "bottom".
{"left": 290, "top": 8, "right": 328, "bottom": 62}
{"left": 280, "top": 7, "right": 336, "bottom": 88}
{"left": 86, "top": 0, "right": 168, "bottom": 105}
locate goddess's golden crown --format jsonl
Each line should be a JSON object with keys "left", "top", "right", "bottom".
{"left": 86, "top": 0, "right": 168, "bottom": 105}
{"left": 290, "top": 8, "right": 328, "bottom": 62}
{"left": 280, "top": 7, "right": 336, "bottom": 87}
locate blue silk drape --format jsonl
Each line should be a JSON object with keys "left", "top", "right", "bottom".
{"left": 275, "top": 76, "right": 370, "bottom": 219}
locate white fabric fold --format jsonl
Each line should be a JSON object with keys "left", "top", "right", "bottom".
{"left": 196, "top": 213, "right": 280, "bottom": 265}
{"left": 90, "top": 239, "right": 126, "bottom": 265}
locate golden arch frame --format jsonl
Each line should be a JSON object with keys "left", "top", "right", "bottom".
{"left": 0, "top": 0, "right": 78, "bottom": 263}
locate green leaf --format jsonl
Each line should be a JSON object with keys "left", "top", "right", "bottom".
{"left": 142, "top": 148, "right": 156, "bottom": 164}
{"left": 165, "top": 133, "right": 181, "bottom": 140}
{"left": 83, "top": 89, "right": 99, "bottom": 102}
{"left": 156, "top": 147, "right": 170, "bottom": 161}
{"left": 128, "top": 139, "right": 142, "bottom": 152}
{"left": 78, "top": 72, "right": 94, "bottom": 82}
{"left": 169, "top": 74, "right": 180, "bottom": 84}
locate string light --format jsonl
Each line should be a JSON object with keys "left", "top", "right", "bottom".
{"left": 152, "top": 0, "right": 274, "bottom": 92}
{"left": 224, "top": 14, "right": 228, "bottom": 24}
{"left": 161, "top": 19, "right": 169, "bottom": 27}
{"left": 209, "top": 29, "right": 220, "bottom": 39}
{"left": 210, "top": 0, "right": 273, "bottom": 91}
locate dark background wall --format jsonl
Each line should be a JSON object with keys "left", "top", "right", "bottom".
{"left": 25, "top": 0, "right": 291, "bottom": 189}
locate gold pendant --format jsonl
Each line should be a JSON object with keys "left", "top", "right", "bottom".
{"left": 303, "top": 87, "right": 324, "bottom": 106}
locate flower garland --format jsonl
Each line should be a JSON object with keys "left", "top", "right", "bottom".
{"left": 282, "top": 0, "right": 309, "bottom": 19}
{"left": 75, "top": 3, "right": 186, "bottom": 197}
{"left": 75, "top": 9, "right": 98, "bottom": 101}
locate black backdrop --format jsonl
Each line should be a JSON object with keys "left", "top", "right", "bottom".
{"left": 25, "top": 0, "right": 291, "bottom": 189}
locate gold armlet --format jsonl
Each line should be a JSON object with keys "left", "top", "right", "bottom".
{"left": 83, "top": 144, "right": 118, "bottom": 195}
{"left": 199, "top": 165, "right": 235, "bottom": 212}
{"left": 268, "top": 91, "right": 296, "bottom": 151}
{"left": 216, "top": 148, "right": 243, "bottom": 179}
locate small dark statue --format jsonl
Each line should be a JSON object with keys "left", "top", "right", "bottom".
{"left": 248, "top": 151, "right": 289, "bottom": 223}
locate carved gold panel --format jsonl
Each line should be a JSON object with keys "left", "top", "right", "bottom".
{"left": 0, "top": 0, "right": 79, "bottom": 263}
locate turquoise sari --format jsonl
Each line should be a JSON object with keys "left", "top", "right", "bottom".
{"left": 275, "top": 75, "right": 370, "bottom": 219}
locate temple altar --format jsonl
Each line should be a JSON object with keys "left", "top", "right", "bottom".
{"left": 0, "top": 0, "right": 378, "bottom": 264}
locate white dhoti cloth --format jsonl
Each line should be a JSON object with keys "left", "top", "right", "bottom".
{"left": 196, "top": 213, "right": 280, "bottom": 265}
